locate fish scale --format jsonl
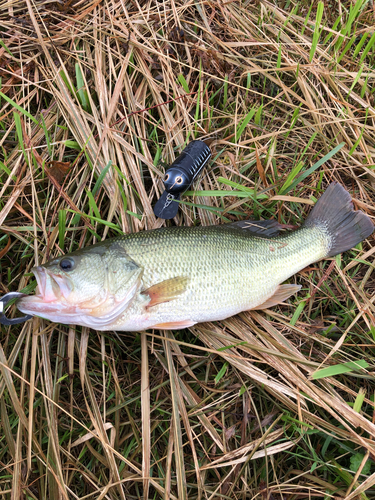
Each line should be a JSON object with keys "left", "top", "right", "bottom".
{"left": 107, "top": 225, "right": 329, "bottom": 330}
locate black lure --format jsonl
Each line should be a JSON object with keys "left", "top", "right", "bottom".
{"left": 153, "top": 140, "right": 211, "bottom": 219}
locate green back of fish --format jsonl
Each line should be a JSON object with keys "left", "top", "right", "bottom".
{"left": 110, "top": 224, "right": 327, "bottom": 317}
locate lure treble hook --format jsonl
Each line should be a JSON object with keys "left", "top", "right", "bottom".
{"left": 0, "top": 292, "right": 32, "bottom": 326}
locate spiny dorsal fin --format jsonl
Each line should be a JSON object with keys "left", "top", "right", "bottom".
{"left": 251, "top": 284, "right": 301, "bottom": 310}
{"left": 143, "top": 276, "right": 189, "bottom": 309}
{"left": 228, "top": 219, "right": 281, "bottom": 237}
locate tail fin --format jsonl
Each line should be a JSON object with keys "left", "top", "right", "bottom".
{"left": 305, "top": 183, "right": 373, "bottom": 257}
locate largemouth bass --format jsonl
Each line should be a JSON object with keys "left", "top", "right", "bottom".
{"left": 17, "top": 183, "right": 373, "bottom": 331}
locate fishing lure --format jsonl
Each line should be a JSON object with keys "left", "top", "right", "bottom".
{"left": 153, "top": 140, "right": 211, "bottom": 219}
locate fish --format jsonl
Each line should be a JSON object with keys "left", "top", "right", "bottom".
{"left": 17, "top": 183, "right": 374, "bottom": 331}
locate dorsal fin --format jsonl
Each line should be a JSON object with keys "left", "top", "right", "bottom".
{"left": 227, "top": 219, "right": 281, "bottom": 237}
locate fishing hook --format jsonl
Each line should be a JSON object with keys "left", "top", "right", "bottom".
{"left": 0, "top": 292, "right": 32, "bottom": 326}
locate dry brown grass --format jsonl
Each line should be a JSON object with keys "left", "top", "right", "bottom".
{"left": 1, "top": 0, "right": 375, "bottom": 498}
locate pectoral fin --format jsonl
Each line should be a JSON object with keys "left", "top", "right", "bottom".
{"left": 143, "top": 276, "right": 189, "bottom": 309}
{"left": 251, "top": 284, "right": 301, "bottom": 310}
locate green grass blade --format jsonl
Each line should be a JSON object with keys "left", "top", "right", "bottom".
{"left": 185, "top": 189, "right": 260, "bottom": 198}
{"left": 13, "top": 112, "right": 28, "bottom": 165}
{"left": 323, "top": 15, "right": 341, "bottom": 44}
{"left": 290, "top": 299, "right": 307, "bottom": 326}
{"left": 65, "top": 140, "right": 81, "bottom": 150}
{"left": 359, "top": 31, "right": 375, "bottom": 64}
{"left": 348, "top": 64, "right": 364, "bottom": 95}
{"left": 177, "top": 74, "right": 189, "bottom": 93}
{"left": 217, "top": 178, "right": 255, "bottom": 193}
{"left": 0, "top": 92, "right": 39, "bottom": 125}
{"left": 0, "top": 39, "right": 14, "bottom": 56}
{"left": 353, "top": 388, "right": 366, "bottom": 413}
{"left": 281, "top": 142, "right": 345, "bottom": 195}
{"left": 335, "top": 0, "right": 365, "bottom": 51}
{"left": 279, "top": 161, "right": 304, "bottom": 195}
{"left": 234, "top": 108, "right": 256, "bottom": 143}
{"left": 0, "top": 160, "right": 16, "bottom": 181}
{"left": 75, "top": 63, "right": 90, "bottom": 111}
{"left": 214, "top": 362, "right": 228, "bottom": 384}
{"left": 254, "top": 104, "right": 263, "bottom": 126}
{"left": 117, "top": 180, "right": 128, "bottom": 211}
{"left": 360, "top": 73, "right": 370, "bottom": 98}
{"left": 349, "top": 109, "right": 367, "bottom": 154}
{"left": 301, "top": 3, "right": 313, "bottom": 36}
{"left": 92, "top": 160, "right": 112, "bottom": 196}
{"left": 312, "top": 360, "right": 369, "bottom": 380}
{"left": 309, "top": 2, "right": 324, "bottom": 62}
{"left": 59, "top": 69, "right": 76, "bottom": 96}
{"left": 65, "top": 209, "right": 122, "bottom": 233}
{"left": 337, "top": 34, "right": 356, "bottom": 64}
{"left": 86, "top": 190, "right": 101, "bottom": 219}
{"left": 223, "top": 74, "right": 228, "bottom": 108}
{"left": 352, "top": 33, "right": 369, "bottom": 59}
{"left": 58, "top": 210, "right": 66, "bottom": 250}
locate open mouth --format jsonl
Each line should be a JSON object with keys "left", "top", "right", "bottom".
{"left": 33, "top": 266, "right": 63, "bottom": 302}
{"left": 17, "top": 264, "right": 141, "bottom": 328}
{"left": 33, "top": 266, "right": 74, "bottom": 302}
{"left": 17, "top": 266, "right": 73, "bottom": 314}
{"left": 17, "top": 267, "right": 75, "bottom": 316}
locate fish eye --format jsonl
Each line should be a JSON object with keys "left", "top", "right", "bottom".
{"left": 176, "top": 176, "right": 183, "bottom": 184}
{"left": 59, "top": 258, "right": 75, "bottom": 271}
{"left": 164, "top": 173, "right": 170, "bottom": 181}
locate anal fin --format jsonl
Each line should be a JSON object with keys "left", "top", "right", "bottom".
{"left": 143, "top": 276, "right": 189, "bottom": 309}
{"left": 153, "top": 320, "right": 196, "bottom": 330}
{"left": 251, "top": 284, "right": 301, "bottom": 310}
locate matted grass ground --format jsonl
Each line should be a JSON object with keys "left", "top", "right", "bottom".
{"left": 1, "top": 0, "right": 375, "bottom": 498}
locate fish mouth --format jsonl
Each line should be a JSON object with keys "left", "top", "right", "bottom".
{"left": 17, "top": 266, "right": 73, "bottom": 315}
{"left": 33, "top": 266, "right": 74, "bottom": 302}
{"left": 16, "top": 266, "right": 138, "bottom": 329}
{"left": 34, "top": 266, "right": 61, "bottom": 302}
